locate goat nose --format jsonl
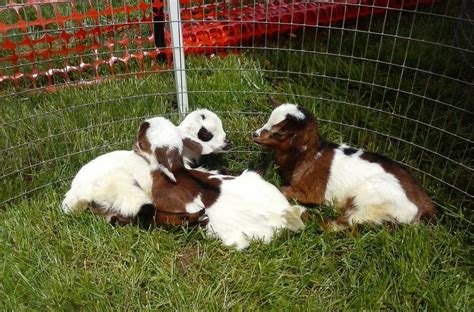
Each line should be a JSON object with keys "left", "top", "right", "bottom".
{"left": 198, "top": 213, "right": 209, "bottom": 226}
{"left": 252, "top": 132, "right": 259, "bottom": 138}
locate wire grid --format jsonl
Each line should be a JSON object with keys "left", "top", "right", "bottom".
{"left": 1, "top": 0, "right": 473, "bottom": 220}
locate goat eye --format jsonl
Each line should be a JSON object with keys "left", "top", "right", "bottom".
{"left": 272, "top": 132, "right": 286, "bottom": 139}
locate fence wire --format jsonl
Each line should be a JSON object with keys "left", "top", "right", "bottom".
{"left": 0, "top": 0, "right": 472, "bottom": 220}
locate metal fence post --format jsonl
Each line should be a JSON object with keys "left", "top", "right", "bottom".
{"left": 167, "top": 0, "right": 189, "bottom": 116}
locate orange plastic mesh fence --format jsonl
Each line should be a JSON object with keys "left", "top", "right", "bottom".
{"left": 0, "top": 0, "right": 169, "bottom": 90}
{"left": 0, "top": 0, "right": 437, "bottom": 90}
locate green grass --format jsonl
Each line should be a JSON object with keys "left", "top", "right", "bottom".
{"left": 1, "top": 198, "right": 471, "bottom": 310}
{"left": 1, "top": 0, "right": 473, "bottom": 310}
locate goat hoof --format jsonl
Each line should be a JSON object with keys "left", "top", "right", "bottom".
{"left": 198, "top": 213, "right": 209, "bottom": 226}
{"left": 110, "top": 216, "right": 118, "bottom": 226}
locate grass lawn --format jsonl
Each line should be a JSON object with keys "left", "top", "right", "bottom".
{"left": 1, "top": 0, "right": 472, "bottom": 310}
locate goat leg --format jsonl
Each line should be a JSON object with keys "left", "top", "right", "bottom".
{"left": 280, "top": 186, "right": 299, "bottom": 199}
{"left": 280, "top": 185, "right": 322, "bottom": 205}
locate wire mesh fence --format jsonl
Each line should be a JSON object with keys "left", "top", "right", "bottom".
{"left": 0, "top": 0, "right": 472, "bottom": 222}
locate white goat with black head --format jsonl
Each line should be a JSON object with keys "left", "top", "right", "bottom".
{"left": 253, "top": 98, "right": 435, "bottom": 230}
{"left": 61, "top": 109, "right": 231, "bottom": 225}
{"left": 134, "top": 116, "right": 305, "bottom": 250}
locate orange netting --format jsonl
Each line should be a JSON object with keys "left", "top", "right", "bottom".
{"left": 0, "top": 0, "right": 169, "bottom": 89}
{"left": 0, "top": 0, "right": 436, "bottom": 90}
{"left": 179, "top": 0, "right": 438, "bottom": 55}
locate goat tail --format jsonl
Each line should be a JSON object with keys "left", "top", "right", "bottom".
{"left": 61, "top": 191, "right": 88, "bottom": 214}
{"left": 284, "top": 205, "right": 306, "bottom": 232}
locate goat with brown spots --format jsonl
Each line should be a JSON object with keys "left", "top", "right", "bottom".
{"left": 253, "top": 98, "right": 435, "bottom": 230}
{"left": 62, "top": 109, "right": 231, "bottom": 225}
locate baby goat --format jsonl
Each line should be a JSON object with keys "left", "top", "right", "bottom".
{"left": 134, "top": 116, "right": 305, "bottom": 250}
{"left": 253, "top": 99, "right": 435, "bottom": 229}
{"left": 61, "top": 109, "right": 231, "bottom": 224}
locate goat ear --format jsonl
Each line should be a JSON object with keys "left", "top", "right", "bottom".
{"left": 268, "top": 96, "right": 283, "bottom": 108}
{"left": 154, "top": 147, "right": 181, "bottom": 183}
{"left": 135, "top": 121, "right": 151, "bottom": 153}
{"left": 137, "top": 121, "right": 150, "bottom": 141}
{"left": 183, "top": 136, "right": 213, "bottom": 155}
{"left": 182, "top": 137, "right": 203, "bottom": 155}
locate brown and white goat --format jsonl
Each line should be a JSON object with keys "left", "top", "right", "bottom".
{"left": 253, "top": 99, "right": 435, "bottom": 229}
{"left": 62, "top": 109, "right": 231, "bottom": 225}
{"left": 134, "top": 116, "right": 305, "bottom": 250}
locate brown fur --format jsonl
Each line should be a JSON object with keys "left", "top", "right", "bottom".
{"left": 151, "top": 166, "right": 221, "bottom": 223}
{"left": 135, "top": 122, "right": 152, "bottom": 153}
{"left": 320, "top": 215, "right": 350, "bottom": 231}
{"left": 106, "top": 122, "right": 219, "bottom": 227}
{"left": 182, "top": 137, "right": 203, "bottom": 156}
{"left": 254, "top": 110, "right": 336, "bottom": 206}
{"left": 89, "top": 201, "right": 108, "bottom": 216}
{"left": 280, "top": 140, "right": 335, "bottom": 205}
{"left": 155, "top": 146, "right": 183, "bottom": 174}
{"left": 268, "top": 96, "right": 282, "bottom": 108}
{"left": 153, "top": 209, "right": 207, "bottom": 226}
{"left": 151, "top": 144, "right": 221, "bottom": 223}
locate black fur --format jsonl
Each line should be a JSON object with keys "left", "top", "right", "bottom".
{"left": 282, "top": 105, "right": 315, "bottom": 131}
{"left": 343, "top": 147, "right": 358, "bottom": 156}
{"left": 135, "top": 204, "right": 156, "bottom": 228}
{"left": 198, "top": 127, "right": 214, "bottom": 142}
{"left": 319, "top": 139, "right": 339, "bottom": 150}
{"left": 296, "top": 105, "right": 315, "bottom": 122}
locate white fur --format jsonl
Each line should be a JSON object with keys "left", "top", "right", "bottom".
{"left": 145, "top": 117, "right": 184, "bottom": 153}
{"left": 186, "top": 166, "right": 220, "bottom": 174}
{"left": 62, "top": 151, "right": 152, "bottom": 216}
{"left": 325, "top": 147, "right": 418, "bottom": 224}
{"left": 62, "top": 110, "right": 227, "bottom": 218}
{"left": 255, "top": 104, "right": 305, "bottom": 135}
{"left": 185, "top": 194, "right": 205, "bottom": 213}
{"left": 204, "top": 170, "right": 305, "bottom": 250}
